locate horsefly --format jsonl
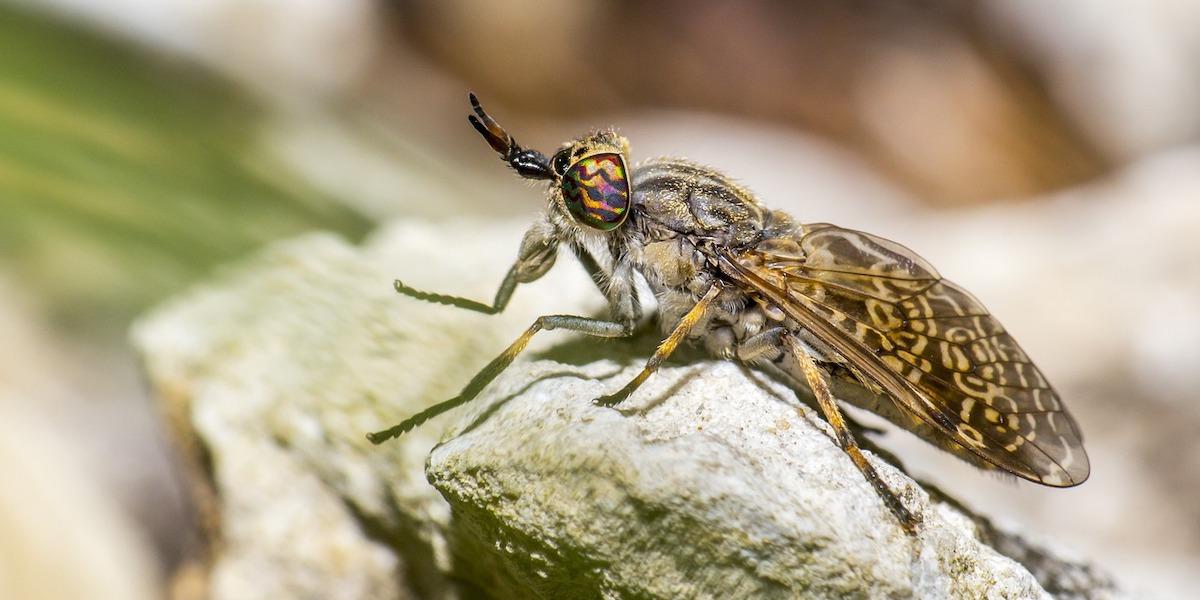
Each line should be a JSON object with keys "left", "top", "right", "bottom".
{"left": 367, "top": 93, "right": 1089, "bottom": 533}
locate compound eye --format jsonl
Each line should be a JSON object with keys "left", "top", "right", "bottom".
{"left": 559, "top": 153, "right": 631, "bottom": 231}
{"left": 551, "top": 150, "right": 571, "bottom": 176}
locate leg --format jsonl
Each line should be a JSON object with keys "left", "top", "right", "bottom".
{"left": 395, "top": 220, "right": 560, "bottom": 315}
{"left": 594, "top": 285, "right": 720, "bottom": 408}
{"left": 787, "top": 334, "right": 921, "bottom": 534}
{"left": 394, "top": 264, "right": 519, "bottom": 315}
{"left": 571, "top": 244, "right": 609, "bottom": 296}
{"left": 367, "top": 314, "right": 632, "bottom": 444}
{"left": 739, "top": 331, "right": 887, "bottom": 436}
{"left": 571, "top": 243, "right": 643, "bottom": 323}
{"left": 736, "top": 327, "right": 787, "bottom": 363}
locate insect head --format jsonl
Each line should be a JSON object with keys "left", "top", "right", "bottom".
{"left": 468, "top": 93, "right": 631, "bottom": 231}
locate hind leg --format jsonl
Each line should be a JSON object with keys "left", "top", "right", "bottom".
{"left": 786, "top": 334, "right": 921, "bottom": 534}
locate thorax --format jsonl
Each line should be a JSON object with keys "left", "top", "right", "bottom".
{"left": 615, "top": 158, "right": 808, "bottom": 356}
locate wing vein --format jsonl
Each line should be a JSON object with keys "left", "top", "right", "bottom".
{"left": 721, "top": 241, "right": 1087, "bottom": 485}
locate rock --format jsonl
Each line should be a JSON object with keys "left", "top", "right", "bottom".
{"left": 132, "top": 219, "right": 1120, "bottom": 599}
{"left": 133, "top": 221, "right": 604, "bottom": 600}
{"left": 429, "top": 359, "right": 1057, "bottom": 599}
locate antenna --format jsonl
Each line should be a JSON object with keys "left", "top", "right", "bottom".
{"left": 467, "top": 93, "right": 553, "bottom": 180}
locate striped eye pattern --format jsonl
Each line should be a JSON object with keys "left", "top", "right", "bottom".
{"left": 560, "top": 153, "right": 630, "bottom": 231}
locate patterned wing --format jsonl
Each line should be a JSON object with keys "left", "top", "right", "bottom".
{"left": 723, "top": 223, "right": 1089, "bottom": 487}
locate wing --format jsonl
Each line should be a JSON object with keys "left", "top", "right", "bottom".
{"left": 720, "top": 223, "right": 1089, "bottom": 487}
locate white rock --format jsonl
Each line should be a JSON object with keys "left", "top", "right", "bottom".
{"left": 428, "top": 357, "right": 1098, "bottom": 599}
{"left": 133, "top": 221, "right": 602, "bottom": 599}
{"left": 133, "top": 219, "right": 1119, "bottom": 599}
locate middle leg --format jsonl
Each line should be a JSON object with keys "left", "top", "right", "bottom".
{"left": 593, "top": 285, "right": 721, "bottom": 408}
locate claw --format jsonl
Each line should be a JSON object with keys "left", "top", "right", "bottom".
{"left": 592, "top": 391, "right": 627, "bottom": 408}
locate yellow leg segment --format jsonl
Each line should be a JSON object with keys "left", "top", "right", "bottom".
{"left": 790, "top": 335, "right": 921, "bottom": 534}
{"left": 594, "top": 285, "right": 721, "bottom": 407}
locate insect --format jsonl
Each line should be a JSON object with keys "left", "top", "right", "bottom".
{"left": 367, "top": 93, "right": 1090, "bottom": 533}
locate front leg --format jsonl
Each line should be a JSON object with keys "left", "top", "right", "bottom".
{"left": 570, "top": 242, "right": 643, "bottom": 323}
{"left": 394, "top": 219, "right": 559, "bottom": 315}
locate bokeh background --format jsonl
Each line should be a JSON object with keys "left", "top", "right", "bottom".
{"left": 1, "top": 1, "right": 1197, "bottom": 598}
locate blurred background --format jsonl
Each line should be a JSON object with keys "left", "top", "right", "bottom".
{"left": 0, "top": 0, "right": 1197, "bottom": 598}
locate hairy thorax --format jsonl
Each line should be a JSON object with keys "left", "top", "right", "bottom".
{"left": 626, "top": 158, "right": 811, "bottom": 361}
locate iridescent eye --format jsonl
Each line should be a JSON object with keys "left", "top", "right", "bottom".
{"left": 559, "top": 153, "right": 631, "bottom": 231}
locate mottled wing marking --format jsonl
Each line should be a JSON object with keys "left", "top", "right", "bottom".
{"left": 734, "top": 223, "right": 1089, "bottom": 486}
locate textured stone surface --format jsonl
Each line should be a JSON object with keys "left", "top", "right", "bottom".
{"left": 133, "top": 221, "right": 604, "bottom": 600}
{"left": 132, "top": 219, "right": 1122, "bottom": 599}
{"left": 427, "top": 359, "right": 1059, "bottom": 599}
